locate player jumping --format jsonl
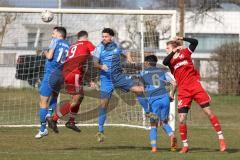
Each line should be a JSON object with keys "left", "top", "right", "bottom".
{"left": 47, "top": 30, "right": 96, "bottom": 133}
{"left": 93, "top": 28, "right": 144, "bottom": 142}
{"left": 163, "top": 36, "right": 227, "bottom": 153}
{"left": 35, "top": 27, "right": 70, "bottom": 139}
{"left": 138, "top": 55, "right": 177, "bottom": 153}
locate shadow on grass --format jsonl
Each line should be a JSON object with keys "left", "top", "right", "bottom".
{"left": 55, "top": 145, "right": 154, "bottom": 151}
{"left": 184, "top": 147, "right": 239, "bottom": 154}
{"left": 54, "top": 146, "right": 240, "bottom": 154}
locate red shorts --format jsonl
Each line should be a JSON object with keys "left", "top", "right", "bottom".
{"left": 64, "top": 73, "right": 84, "bottom": 95}
{"left": 178, "top": 80, "right": 211, "bottom": 110}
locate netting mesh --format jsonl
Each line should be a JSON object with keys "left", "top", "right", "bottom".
{"left": 0, "top": 12, "right": 174, "bottom": 125}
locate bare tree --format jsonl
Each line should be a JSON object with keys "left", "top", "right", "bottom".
{"left": 125, "top": 16, "right": 140, "bottom": 50}
{"left": 0, "top": 13, "right": 17, "bottom": 47}
{"left": 0, "top": 1, "right": 17, "bottom": 47}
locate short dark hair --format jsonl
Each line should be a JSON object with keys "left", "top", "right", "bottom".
{"left": 77, "top": 30, "right": 88, "bottom": 39}
{"left": 102, "top": 28, "right": 115, "bottom": 36}
{"left": 53, "top": 26, "right": 67, "bottom": 39}
{"left": 144, "top": 55, "right": 158, "bottom": 66}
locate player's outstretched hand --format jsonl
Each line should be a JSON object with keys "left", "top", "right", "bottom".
{"left": 173, "top": 36, "right": 183, "bottom": 41}
{"left": 101, "top": 64, "right": 108, "bottom": 71}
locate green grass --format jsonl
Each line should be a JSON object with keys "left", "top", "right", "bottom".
{"left": 0, "top": 127, "right": 239, "bottom": 160}
{"left": 0, "top": 88, "right": 240, "bottom": 159}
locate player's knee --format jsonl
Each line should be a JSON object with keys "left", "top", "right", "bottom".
{"left": 39, "top": 101, "right": 48, "bottom": 108}
{"left": 202, "top": 107, "right": 214, "bottom": 118}
{"left": 100, "top": 99, "right": 109, "bottom": 108}
{"left": 179, "top": 114, "right": 187, "bottom": 124}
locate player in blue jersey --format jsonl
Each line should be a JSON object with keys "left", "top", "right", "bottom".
{"left": 138, "top": 55, "right": 177, "bottom": 153}
{"left": 93, "top": 28, "right": 144, "bottom": 142}
{"left": 35, "top": 27, "right": 70, "bottom": 139}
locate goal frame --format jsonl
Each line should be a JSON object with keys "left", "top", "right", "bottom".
{"left": 0, "top": 7, "right": 177, "bottom": 130}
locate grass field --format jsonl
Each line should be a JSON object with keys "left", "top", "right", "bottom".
{"left": 0, "top": 88, "right": 240, "bottom": 159}
{"left": 0, "top": 127, "right": 239, "bottom": 160}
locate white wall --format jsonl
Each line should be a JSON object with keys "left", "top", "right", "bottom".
{"left": 0, "top": 66, "right": 29, "bottom": 88}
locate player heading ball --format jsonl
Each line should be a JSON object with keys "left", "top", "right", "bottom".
{"left": 93, "top": 28, "right": 144, "bottom": 142}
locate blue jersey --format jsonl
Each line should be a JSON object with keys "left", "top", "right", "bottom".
{"left": 44, "top": 38, "right": 70, "bottom": 74}
{"left": 140, "top": 66, "right": 173, "bottom": 104}
{"left": 93, "top": 42, "right": 126, "bottom": 78}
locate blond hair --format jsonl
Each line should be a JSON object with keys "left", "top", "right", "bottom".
{"left": 166, "top": 40, "right": 181, "bottom": 48}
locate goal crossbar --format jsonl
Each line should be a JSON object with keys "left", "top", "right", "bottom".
{"left": 0, "top": 7, "right": 176, "bottom": 15}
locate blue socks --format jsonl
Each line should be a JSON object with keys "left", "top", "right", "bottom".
{"left": 47, "top": 97, "right": 57, "bottom": 117}
{"left": 150, "top": 127, "right": 157, "bottom": 148}
{"left": 98, "top": 107, "right": 107, "bottom": 133}
{"left": 162, "top": 123, "right": 174, "bottom": 136}
{"left": 137, "top": 94, "right": 149, "bottom": 113}
{"left": 39, "top": 108, "right": 48, "bottom": 132}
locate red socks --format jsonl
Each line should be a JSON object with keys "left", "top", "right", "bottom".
{"left": 179, "top": 124, "right": 188, "bottom": 146}
{"left": 52, "top": 102, "right": 71, "bottom": 121}
{"left": 210, "top": 115, "right": 222, "bottom": 132}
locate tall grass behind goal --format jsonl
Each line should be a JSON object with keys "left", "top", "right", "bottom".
{"left": 0, "top": 8, "right": 177, "bottom": 129}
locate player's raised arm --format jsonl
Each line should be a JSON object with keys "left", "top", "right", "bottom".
{"left": 163, "top": 51, "right": 175, "bottom": 66}
{"left": 44, "top": 38, "right": 57, "bottom": 59}
{"left": 162, "top": 45, "right": 182, "bottom": 66}
{"left": 175, "top": 36, "right": 198, "bottom": 53}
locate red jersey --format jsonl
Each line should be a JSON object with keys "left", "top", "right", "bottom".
{"left": 63, "top": 40, "right": 95, "bottom": 76}
{"left": 169, "top": 48, "right": 200, "bottom": 87}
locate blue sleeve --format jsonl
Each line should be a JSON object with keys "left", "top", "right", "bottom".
{"left": 164, "top": 72, "right": 173, "bottom": 82}
{"left": 48, "top": 38, "right": 58, "bottom": 50}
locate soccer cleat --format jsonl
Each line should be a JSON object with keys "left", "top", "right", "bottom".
{"left": 65, "top": 121, "right": 81, "bottom": 133}
{"left": 219, "top": 139, "right": 227, "bottom": 152}
{"left": 35, "top": 129, "right": 48, "bottom": 139}
{"left": 46, "top": 117, "right": 59, "bottom": 133}
{"left": 96, "top": 132, "right": 105, "bottom": 143}
{"left": 170, "top": 136, "right": 177, "bottom": 152}
{"left": 179, "top": 146, "right": 189, "bottom": 154}
{"left": 151, "top": 147, "right": 157, "bottom": 153}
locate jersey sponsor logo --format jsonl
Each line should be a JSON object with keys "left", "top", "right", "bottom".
{"left": 179, "top": 54, "right": 184, "bottom": 59}
{"left": 174, "top": 60, "right": 188, "bottom": 70}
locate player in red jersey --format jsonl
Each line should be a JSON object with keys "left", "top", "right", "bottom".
{"left": 163, "top": 36, "right": 226, "bottom": 153}
{"left": 47, "top": 30, "right": 96, "bottom": 133}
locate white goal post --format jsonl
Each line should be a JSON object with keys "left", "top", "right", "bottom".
{"left": 0, "top": 7, "right": 177, "bottom": 130}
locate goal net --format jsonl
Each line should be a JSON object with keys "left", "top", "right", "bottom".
{"left": 0, "top": 8, "right": 176, "bottom": 129}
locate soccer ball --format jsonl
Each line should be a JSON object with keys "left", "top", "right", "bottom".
{"left": 41, "top": 10, "right": 54, "bottom": 23}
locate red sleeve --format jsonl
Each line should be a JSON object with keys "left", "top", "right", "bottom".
{"left": 87, "top": 41, "right": 95, "bottom": 54}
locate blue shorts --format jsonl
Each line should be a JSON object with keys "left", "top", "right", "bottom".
{"left": 39, "top": 70, "right": 63, "bottom": 97}
{"left": 149, "top": 95, "right": 170, "bottom": 122}
{"left": 100, "top": 73, "right": 135, "bottom": 99}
